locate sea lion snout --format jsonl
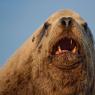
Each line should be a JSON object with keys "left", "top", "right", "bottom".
{"left": 59, "top": 17, "right": 72, "bottom": 28}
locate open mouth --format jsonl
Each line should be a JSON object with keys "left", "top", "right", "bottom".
{"left": 51, "top": 37, "right": 80, "bottom": 55}
{"left": 50, "top": 37, "right": 83, "bottom": 69}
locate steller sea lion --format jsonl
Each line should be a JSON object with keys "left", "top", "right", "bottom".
{"left": 0, "top": 9, "right": 95, "bottom": 95}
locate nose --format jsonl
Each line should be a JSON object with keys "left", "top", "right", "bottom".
{"left": 59, "top": 17, "right": 72, "bottom": 27}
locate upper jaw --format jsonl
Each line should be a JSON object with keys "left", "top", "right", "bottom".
{"left": 50, "top": 35, "right": 81, "bottom": 56}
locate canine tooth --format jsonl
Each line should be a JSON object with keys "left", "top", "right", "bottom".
{"left": 55, "top": 46, "right": 62, "bottom": 55}
{"left": 71, "top": 39, "right": 72, "bottom": 44}
{"left": 55, "top": 51, "right": 59, "bottom": 55}
{"left": 72, "top": 46, "right": 77, "bottom": 53}
{"left": 58, "top": 46, "right": 62, "bottom": 53}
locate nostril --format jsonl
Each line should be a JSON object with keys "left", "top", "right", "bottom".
{"left": 60, "top": 19, "right": 66, "bottom": 26}
{"left": 60, "top": 17, "right": 72, "bottom": 27}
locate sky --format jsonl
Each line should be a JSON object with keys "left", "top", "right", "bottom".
{"left": 0, "top": 0, "right": 95, "bottom": 66}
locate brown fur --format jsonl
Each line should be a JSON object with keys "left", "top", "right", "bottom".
{"left": 0, "top": 9, "right": 95, "bottom": 95}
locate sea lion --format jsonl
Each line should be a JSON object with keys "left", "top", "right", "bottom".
{"left": 0, "top": 9, "right": 95, "bottom": 95}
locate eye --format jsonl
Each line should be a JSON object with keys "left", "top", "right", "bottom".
{"left": 82, "top": 23, "right": 88, "bottom": 31}
{"left": 82, "top": 23, "right": 93, "bottom": 38}
{"left": 44, "top": 22, "right": 50, "bottom": 30}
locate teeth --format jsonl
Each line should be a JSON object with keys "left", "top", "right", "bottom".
{"left": 72, "top": 46, "right": 77, "bottom": 53}
{"left": 55, "top": 46, "right": 62, "bottom": 54}
{"left": 55, "top": 51, "right": 59, "bottom": 55}
{"left": 71, "top": 39, "right": 72, "bottom": 44}
{"left": 55, "top": 45, "right": 78, "bottom": 55}
{"left": 58, "top": 46, "right": 62, "bottom": 53}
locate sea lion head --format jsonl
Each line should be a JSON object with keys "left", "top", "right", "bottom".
{"left": 0, "top": 9, "right": 95, "bottom": 95}
{"left": 32, "top": 10, "right": 95, "bottom": 95}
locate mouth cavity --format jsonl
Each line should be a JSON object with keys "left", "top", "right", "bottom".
{"left": 51, "top": 37, "right": 80, "bottom": 55}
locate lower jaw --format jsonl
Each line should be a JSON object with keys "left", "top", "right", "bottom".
{"left": 52, "top": 61, "right": 82, "bottom": 70}
{"left": 50, "top": 53, "right": 82, "bottom": 70}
